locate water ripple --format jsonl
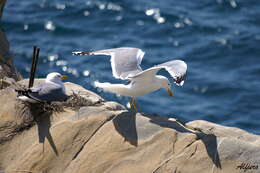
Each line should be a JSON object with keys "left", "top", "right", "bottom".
{"left": 45, "top": 21, "right": 56, "bottom": 31}
{"left": 3, "top": 0, "right": 260, "bottom": 134}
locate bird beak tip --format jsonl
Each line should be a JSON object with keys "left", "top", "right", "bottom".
{"left": 167, "top": 88, "right": 174, "bottom": 97}
{"left": 61, "top": 75, "right": 68, "bottom": 80}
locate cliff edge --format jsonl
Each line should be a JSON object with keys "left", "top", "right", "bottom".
{"left": 0, "top": 80, "right": 259, "bottom": 173}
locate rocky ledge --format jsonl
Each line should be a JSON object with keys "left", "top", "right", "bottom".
{"left": 0, "top": 79, "right": 259, "bottom": 173}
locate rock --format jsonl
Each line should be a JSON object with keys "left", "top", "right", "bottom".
{"left": 0, "top": 1, "right": 21, "bottom": 82}
{"left": 186, "top": 120, "right": 260, "bottom": 145}
{"left": 0, "top": 0, "right": 6, "bottom": 20}
{"left": 1, "top": 81, "right": 260, "bottom": 173}
{"left": 0, "top": 77, "right": 16, "bottom": 89}
{"left": 153, "top": 120, "right": 260, "bottom": 173}
{"left": 0, "top": 28, "right": 21, "bottom": 81}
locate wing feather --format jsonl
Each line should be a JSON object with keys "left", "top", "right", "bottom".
{"left": 73, "top": 47, "right": 145, "bottom": 80}
{"left": 131, "top": 60, "right": 187, "bottom": 86}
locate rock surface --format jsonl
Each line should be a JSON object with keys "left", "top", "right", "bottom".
{"left": 0, "top": 0, "right": 6, "bottom": 20}
{"left": 0, "top": 80, "right": 260, "bottom": 173}
{"left": 0, "top": 0, "right": 21, "bottom": 83}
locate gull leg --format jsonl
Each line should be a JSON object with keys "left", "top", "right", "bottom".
{"left": 132, "top": 98, "right": 138, "bottom": 112}
{"left": 130, "top": 98, "right": 134, "bottom": 112}
{"left": 129, "top": 97, "right": 139, "bottom": 112}
{"left": 129, "top": 97, "right": 138, "bottom": 112}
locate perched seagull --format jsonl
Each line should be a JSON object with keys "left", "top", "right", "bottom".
{"left": 16, "top": 72, "right": 68, "bottom": 103}
{"left": 72, "top": 47, "right": 187, "bottom": 112}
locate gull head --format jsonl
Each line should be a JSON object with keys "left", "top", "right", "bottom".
{"left": 46, "top": 72, "right": 68, "bottom": 84}
{"left": 157, "top": 75, "right": 174, "bottom": 97}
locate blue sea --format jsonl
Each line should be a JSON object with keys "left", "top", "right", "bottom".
{"left": 2, "top": 0, "right": 260, "bottom": 134}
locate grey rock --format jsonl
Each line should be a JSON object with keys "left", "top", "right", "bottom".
{"left": 0, "top": 0, "right": 6, "bottom": 20}
{"left": 0, "top": 2, "right": 21, "bottom": 82}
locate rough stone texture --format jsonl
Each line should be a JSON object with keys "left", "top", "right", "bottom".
{"left": 0, "top": 0, "right": 21, "bottom": 83}
{"left": 0, "top": 80, "right": 260, "bottom": 173}
{"left": 0, "top": 0, "right": 6, "bottom": 20}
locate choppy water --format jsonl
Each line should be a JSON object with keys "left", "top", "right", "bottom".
{"left": 2, "top": 0, "right": 260, "bottom": 134}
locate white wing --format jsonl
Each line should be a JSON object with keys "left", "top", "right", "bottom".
{"left": 73, "top": 47, "right": 145, "bottom": 80}
{"left": 131, "top": 60, "right": 187, "bottom": 86}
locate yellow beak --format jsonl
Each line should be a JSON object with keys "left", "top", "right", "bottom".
{"left": 61, "top": 75, "right": 68, "bottom": 80}
{"left": 167, "top": 87, "right": 174, "bottom": 97}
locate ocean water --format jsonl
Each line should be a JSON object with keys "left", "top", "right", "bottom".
{"left": 2, "top": 0, "right": 260, "bottom": 134}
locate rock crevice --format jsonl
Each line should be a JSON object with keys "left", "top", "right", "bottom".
{"left": 0, "top": 81, "right": 260, "bottom": 173}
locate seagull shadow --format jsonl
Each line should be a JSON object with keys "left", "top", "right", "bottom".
{"left": 113, "top": 111, "right": 221, "bottom": 169}
{"left": 30, "top": 104, "right": 59, "bottom": 156}
{"left": 112, "top": 112, "right": 137, "bottom": 147}
{"left": 142, "top": 113, "right": 221, "bottom": 169}
{"left": 199, "top": 134, "right": 222, "bottom": 169}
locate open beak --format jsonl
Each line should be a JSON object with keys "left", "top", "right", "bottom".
{"left": 61, "top": 75, "right": 68, "bottom": 80}
{"left": 167, "top": 87, "right": 174, "bottom": 97}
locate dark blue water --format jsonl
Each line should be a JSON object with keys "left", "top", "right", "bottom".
{"left": 2, "top": 0, "right": 260, "bottom": 134}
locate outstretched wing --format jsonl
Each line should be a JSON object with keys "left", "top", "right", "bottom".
{"left": 157, "top": 60, "right": 187, "bottom": 86}
{"left": 73, "top": 47, "right": 145, "bottom": 80}
{"left": 131, "top": 60, "right": 187, "bottom": 86}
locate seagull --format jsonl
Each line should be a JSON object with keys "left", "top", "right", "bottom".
{"left": 72, "top": 47, "right": 187, "bottom": 112}
{"left": 16, "top": 72, "right": 68, "bottom": 103}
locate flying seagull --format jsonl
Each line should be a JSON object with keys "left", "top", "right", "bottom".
{"left": 16, "top": 72, "right": 68, "bottom": 103}
{"left": 72, "top": 47, "right": 187, "bottom": 112}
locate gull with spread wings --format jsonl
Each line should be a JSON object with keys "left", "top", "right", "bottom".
{"left": 72, "top": 47, "right": 187, "bottom": 112}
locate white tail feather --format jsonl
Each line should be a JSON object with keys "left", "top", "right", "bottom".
{"left": 18, "top": 96, "right": 38, "bottom": 103}
{"left": 94, "top": 81, "right": 130, "bottom": 96}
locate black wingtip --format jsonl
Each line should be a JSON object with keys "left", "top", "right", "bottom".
{"left": 174, "top": 73, "right": 187, "bottom": 86}
{"left": 72, "top": 51, "right": 91, "bottom": 56}
{"left": 15, "top": 89, "right": 27, "bottom": 96}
